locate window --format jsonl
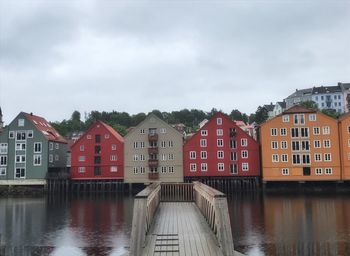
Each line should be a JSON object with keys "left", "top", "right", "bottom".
{"left": 325, "top": 168, "right": 332, "bottom": 175}
{"left": 302, "top": 154, "right": 310, "bottom": 164}
{"left": 15, "top": 168, "right": 25, "bottom": 178}
{"left": 190, "top": 163, "right": 197, "bottom": 172}
{"left": 49, "top": 154, "right": 53, "bottom": 163}
{"left": 218, "top": 163, "right": 224, "bottom": 171}
{"left": 281, "top": 154, "right": 288, "bottom": 162}
{"left": 282, "top": 115, "right": 289, "bottom": 122}
{"left": 217, "top": 151, "right": 224, "bottom": 159}
{"left": 301, "top": 141, "right": 310, "bottom": 151}
{"left": 140, "top": 154, "right": 145, "bottom": 161}
{"left": 133, "top": 167, "right": 138, "bottom": 174}
{"left": 160, "top": 128, "right": 166, "bottom": 133}
{"left": 200, "top": 139, "right": 207, "bottom": 147}
{"left": 294, "top": 114, "right": 299, "bottom": 124}
{"left": 324, "top": 153, "right": 331, "bottom": 161}
{"left": 281, "top": 141, "right": 288, "bottom": 149}
{"left": 282, "top": 168, "right": 289, "bottom": 175}
{"left": 315, "top": 168, "right": 322, "bottom": 175}
{"left": 133, "top": 142, "right": 138, "bottom": 148}
{"left": 140, "top": 129, "right": 145, "bottom": 134}
{"left": 16, "top": 143, "right": 26, "bottom": 151}
{"left": 217, "top": 129, "right": 223, "bottom": 136}
{"left": 18, "top": 119, "right": 25, "bottom": 127}
{"left": 111, "top": 144, "right": 116, "bottom": 150}
{"left": 169, "top": 166, "right": 174, "bottom": 173}
{"left": 0, "top": 156, "right": 7, "bottom": 166}
{"left": 322, "top": 126, "right": 330, "bottom": 135}
{"left": 292, "top": 154, "right": 300, "bottom": 164}
{"left": 292, "top": 141, "right": 300, "bottom": 151}
{"left": 241, "top": 150, "right": 248, "bottom": 158}
{"left": 309, "top": 114, "right": 316, "bottom": 121}
{"left": 241, "top": 138, "right": 248, "bottom": 147}
{"left": 16, "top": 132, "right": 26, "bottom": 141}
{"left": 105, "top": 134, "right": 110, "bottom": 139}
{"left": 300, "top": 128, "right": 309, "bottom": 138}
{"left": 161, "top": 166, "right": 167, "bottom": 173}
{"left": 230, "top": 152, "right": 237, "bottom": 161}
{"left": 201, "top": 130, "right": 208, "bottom": 136}
{"left": 168, "top": 141, "right": 174, "bottom": 147}
{"left": 190, "top": 151, "right": 196, "bottom": 159}
{"left": 78, "top": 156, "right": 85, "bottom": 162}
{"left": 217, "top": 118, "right": 222, "bottom": 125}
{"left": 230, "top": 140, "right": 237, "bottom": 149}
{"left": 291, "top": 128, "right": 299, "bottom": 138}
{"left": 300, "top": 114, "right": 305, "bottom": 124}
{"left": 280, "top": 128, "right": 287, "bottom": 136}
{"left": 133, "top": 154, "right": 139, "bottom": 161}
{"left": 15, "top": 155, "right": 26, "bottom": 163}
{"left": 201, "top": 163, "right": 207, "bottom": 172}
{"left": 201, "top": 151, "right": 207, "bottom": 159}
{"left": 314, "top": 140, "right": 321, "bottom": 148}
{"left": 314, "top": 154, "right": 322, "bottom": 162}
{"left": 271, "top": 128, "right": 277, "bottom": 136}
{"left": 242, "top": 163, "right": 249, "bottom": 171}
{"left": 323, "top": 140, "right": 331, "bottom": 148}
{"left": 55, "top": 155, "right": 59, "bottom": 161}
{"left": 140, "top": 142, "right": 145, "bottom": 148}
{"left": 55, "top": 143, "right": 59, "bottom": 149}
{"left": 110, "top": 155, "right": 117, "bottom": 161}
{"left": 78, "top": 167, "right": 85, "bottom": 173}
{"left": 94, "top": 167, "right": 101, "bottom": 176}
{"left": 27, "top": 131, "right": 33, "bottom": 138}
{"left": 9, "top": 131, "right": 15, "bottom": 139}
{"left": 140, "top": 167, "right": 145, "bottom": 174}
{"left": 348, "top": 139, "right": 350, "bottom": 147}
{"left": 217, "top": 139, "right": 224, "bottom": 147}
{"left": 303, "top": 167, "right": 311, "bottom": 176}
{"left": 0, "top": 167, "right": 6, "bottom": 176}
{"left": 49, "top": 142, "right": 53, "bottom": 150}
{"left": 230, "top": 164, "right": 238, "bottom": 174}
{"left": 271, "top": 141, "right": 278, "bottom": 149}
{"left": 161, "top": 141, "right": 166, "bottom": 148}
{"left": 80, "top": 145, "right": 85, "bottom": 151}
{"left": 313, "top": 127, "right": 320, "bottom": 135}
{"left": 95, "top": 134, "right": 101, "bottom": 143}
{"left": 161, "top": 154, "right": 166, "bottom": 161}
{"left": 272, "top": 154, "right": 279, "bottom": 162}
{"left": 95, "top": 145, "right": 101, "bottom": 154}
{"left": 94, "top": 156, "right": 101, "bottom": 164}
{"left": 87, "top": 134, "right": 92, "bottom": 139}
{"left": 0, "top": 143, "right": 8, "bottom": 154}
{"left": 168, "top": 154, "right": 174, "bottom": 160}
{"left": 348, "top": 126, "right": 350, "bottom": 134}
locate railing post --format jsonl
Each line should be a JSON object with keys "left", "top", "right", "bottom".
{"left": 129, "top": 198, "right": 147, "bottom": 256}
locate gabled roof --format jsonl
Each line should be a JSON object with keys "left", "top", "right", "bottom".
{"left": 312, "top": 85, "right": 341, "bottom": 94}
{"left": 277, "top": 101, "right": 286, "bottom": 109}
{"left": 23, "top": 112, "right": 67, "bottom": 143}
{"left": 282, "top": 105, "right": 316, "bottom": 114}
{"left": 263, "top": 103, "right": 275, "bottom": 112}
{"left": 286, "top": 88, "right": 313, "bottom": 99}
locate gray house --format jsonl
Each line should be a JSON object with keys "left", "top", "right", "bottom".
{"left": 285, "top": 88, "right": 313, "bottom": 109}
{"left": 0, "top": 112, "right": 67, "bottom": 185}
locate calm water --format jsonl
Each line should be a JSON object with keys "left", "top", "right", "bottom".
{"left": 1, "top": 192, "right": 350, "bottom": 256}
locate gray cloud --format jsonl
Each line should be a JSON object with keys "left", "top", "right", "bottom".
{"left": 0, "top": 0, "right": 349, "bottom": 124}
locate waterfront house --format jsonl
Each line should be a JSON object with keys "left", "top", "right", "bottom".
{"left": 260, "top": 105, "right": 341, "bottom": 182}
{"left": 70, "top": 120, "right": 124, "bottom": 180}
{"left": 0, "top": 112, "right": 67, "bottom": 185}
{"left": 183, "top": 112, "right": 260, "bottom": 178}
{"left": 124, "top": 114, "right": 184, "bottom": 183}
{"left": 339, "top": 112, "right": 350, "bottom": 180}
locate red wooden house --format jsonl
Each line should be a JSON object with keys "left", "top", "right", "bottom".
{"left": 71, "top": 120, "right": 124, "bottom": 180}
{"left": 184, "top": 112, "right": 260, "bottom": 178}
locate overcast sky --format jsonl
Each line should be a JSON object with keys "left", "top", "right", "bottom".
{"left": 0, "top": 0, "right": 349, "bottom": 124}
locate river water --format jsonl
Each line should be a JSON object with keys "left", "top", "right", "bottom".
{"left": 1, "top": 191, "right": 350, "bottom": 256}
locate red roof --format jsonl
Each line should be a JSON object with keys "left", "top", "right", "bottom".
{"left": 99, "top": 121, "right": 124, "bottom": 142}
{"left": 23, "top": 112, "right": 67, "bottom": 143}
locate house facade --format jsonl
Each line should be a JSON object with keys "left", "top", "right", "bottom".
{"left": 184, "top": 112, "right": 260, "bottom": 178}
{"left": 339, "top": 82, "right": 350, "bottom": 112}
{"left": 260, "top": 106, "right": 341, "bottom": 182}
{"left": 285, "top": 88, "right": 313, "bottom": 109}
{"left": 311, "top": 86, "right": 344, "bottom": 113}
{"left": 339, "top": 113, "right": 350, "bottom": 180}
{"left": 124, "top": 114, "right": 183, "bottom": 183}
{"left": 0, "top": 112, "right": 67, "bottom": 185}
{"left": 71, "top": 120, "right": 124, "bottom": 180}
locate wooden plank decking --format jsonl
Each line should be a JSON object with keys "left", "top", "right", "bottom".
{"left": 142, "top": 202, "right": 224, "bottom": 256}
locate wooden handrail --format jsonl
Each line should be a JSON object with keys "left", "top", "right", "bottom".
{"left": 193, "top": 181, "right": 235, "bottom": 256}
{"left": 160, "top": 183, "right": 194, "bottom": 202}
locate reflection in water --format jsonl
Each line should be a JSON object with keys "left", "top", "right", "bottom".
{"left": 0, "top": 192, "right": 350, "bottom": 255}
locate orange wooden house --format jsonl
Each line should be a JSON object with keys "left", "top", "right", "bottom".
{"left": 339, "top": 112, "right": 350, "bottom": 180}
{"left": 260, "top": 105, "right": 341, "bottom": 182}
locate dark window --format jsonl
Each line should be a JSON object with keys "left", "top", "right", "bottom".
{"left": 95, "top": 145, "right": 101, "bottom": 154}
{"left": 303, "top": 167, "right": 311, "bottom": 176}
{"left": 229, "top": 128, "right": 236, "bottom": 137}
{"left": 230, "top": 140, "right": 237, "bottom": 149}
{"left": 94, "top": 167, "right": 101, "bottom": 176}
{"left": 95, "top": 134, "right": 101, "bottom": 143}
{"left": 94, "top": 156, "right": 101, "bottom": 164}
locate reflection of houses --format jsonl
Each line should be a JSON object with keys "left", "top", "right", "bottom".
{"left": 124, "top": 114, "right": 184, "bottom": 183}
{"left": 0, "top": 112, "right": 67, "bottom": 185}
{"left": 339, "top": 112, "right": 350, "bottom": 180}
{"left": 184, "top": 112, "right": 260, "bottom": 178}
{"left": 260, "top": 106, "right": 341, "bottom": 182}
{"left": 71, "top": 120, "right": 124, "bottom": 180}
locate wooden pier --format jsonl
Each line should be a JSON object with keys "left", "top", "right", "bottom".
{"left": 129, "top": 182, "right": 243, "bottom": 256}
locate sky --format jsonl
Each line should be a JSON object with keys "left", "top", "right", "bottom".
{"left": 0, "top": 0, "right": 349, "bottom": 124}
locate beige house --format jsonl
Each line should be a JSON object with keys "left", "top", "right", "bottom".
{"left": 124, "top": 114, "right": 184, "bottom": 183}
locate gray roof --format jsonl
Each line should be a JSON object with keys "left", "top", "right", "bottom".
{"left": 277, "top": 101, "right": 286, "bottom": 108}
{"left": 312, "top": 85, "right": 341, "bottom": 94}
{"left": 339, "top": 82, "right": 350, "bottom": 90}
{"left": 263, "top": 103, "right": 275, "bottom": 112}
{"left": 286, "top": 88, "right": 313, "bottom": 99}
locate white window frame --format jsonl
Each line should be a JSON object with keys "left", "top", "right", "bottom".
{"left": 241, "top": 138, "right": 248, "bottom": 147}
{"left": 281, "top": 154, "right": 288, "bottom": 162}
{"left": 322, "top": 126, "right": 330, "bottom": 135}
{"left": 190, "top": 163, "right": 197, "bottom": 172}
{"left": 241, "top": 150, "right": 248, "bottom": 158}
{"left": 0, "top": 167, "right": 6, "bottom": 176}
{"left": 271, "top": 128, "right": 277, "bottom": 136}
{"left": 281, "top": 141, "right": 288, "bottom": 149}
{"left": 280, "top": 128, "right": 287, "bottom": 136}
{"left": 324, "top": 153, "right": 331, "bottom": 162}
{"left": 315, "top": 168, "right": 322, "bottom": 175}
{"left": 200, "top": 139, "right": 207, "bottom": 147}
{"left": 271, "top": 141, "right": 278, "bottom": 149}
{"left": 217, "top": 118, "right": 222, "bottom": 125}
{"left": 201, "top": 151, "right": 207, "bottom": 159}
{"left": 242, "top": 163, "right": 249, "bottom": 171}
{"left": 309, "top": 114, "right": 316, "bottom": 121}
{"left": 216, "top": 129, "right": 223, "bottom": 136}
{"left": 325, "top": 168, "right": 332, "bottom": 175}
{"left": 110, "top": 155, "right": 117, "bottom": 161}
{"left": 313, "top": 127, "right": 320, "bottom": 135}
{"left": 79, "top": 156, "right": 85, "bottom": 162}
{"left": 49, "top": 154, "right": 53, "bottom": 163}
{"left": 282, "top": 115, "right": 289, "bottom": 123}
{"left": 217, "top": 139, "right": 224, "bottom": 147}
{"left": 201, "top": 163, "right": 208, "bottom": 172}
{"left": 314, "top": 140, "right": 321, "bottom": 148}
{"left": 0, "top": 143, "right": 8, "bottom": 154}
{"left": 0, "top": 156, "right": 7, "bottom": 166}
{"left": 217, "top": 151, "right": 224, "bottom": 159}
{"left": 314, "top": 153, "right": 322, "bottom": 162}
{"left": 190, "top": 151, "right": 196, "bottom": 159}
{"left": 281, "top": 168, "right": 289, "bottom": 175}
{"left": 218, "top": 163, "right": 224, "bottom": 172}
{"left": 323, "top": 140, "right": 331, "bottom": 148}
{"left": 272, "top": 154, "right": 279, "bottom": 162}
{"left": 9, "top": 131, "right": 15, "bottom": 139}
{"left": 201, "top": 130, "right": 208, "bottom": 136}
{"left": 80, "top": 145, "right": 85, "bottom": 151}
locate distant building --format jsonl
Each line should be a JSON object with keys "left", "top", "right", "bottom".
{"left": 285, "top": 88, "right": 313, "bottom": 109}
{"left": 260, "top": 105, "right": 341, "bottom": 182}
{"left": 184, "top": 112, "right": 260, "bottom": 178}
{"left": 263, "top": 103, "right": 275, "bottom": 119}
{"left": 124, "top": 114, "right": 184, "bottom": 183}
{"left": 339, "top": 112, "right": 350, "bottom": 180}
{"left": 271, "top": 101, "right": 286, "bottom": 117}
{"left": 70, "top": 120, "right": 124, "bottom": 180}
{"left": 0, "top": 112, "right": 68, "bottom": 185}
{"left": 339, "top": 82, "right": 350, "bottom": 112}
{"left": 0, "top": 107, "right": 3, "bottom": 133}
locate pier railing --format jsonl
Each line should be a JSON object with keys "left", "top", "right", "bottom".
{"left": 130, "top": 182, "right": 234, "bottom": 256}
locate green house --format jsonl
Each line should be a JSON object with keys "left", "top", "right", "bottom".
{"left": 0, "top": 112, "right": 68, "bottom": 185}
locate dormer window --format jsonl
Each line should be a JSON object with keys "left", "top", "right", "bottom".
{"left": 18, "top": 119, "right": 25, "bottom": 127}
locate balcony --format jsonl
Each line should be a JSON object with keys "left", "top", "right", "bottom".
{"left": 148, "top": 133, "right": 159, "bottom": 141}
{"left": 148, "top": 147, "right": 159, "bottom": 154}
{"left": 148, "top": 159, "right": 159, "bottom": 168}
{"left": 148, "top": 172, "right": 159, "bottom": 180}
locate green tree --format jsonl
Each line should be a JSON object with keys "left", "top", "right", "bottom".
{"left": 300, "top": 100, "right": 319, "bottom": 111}
{"left": 321, "top": 109, "right": 340, "bottom": 119}
{"left": 255, "top": 106, "right": 269, "bottom": 124}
